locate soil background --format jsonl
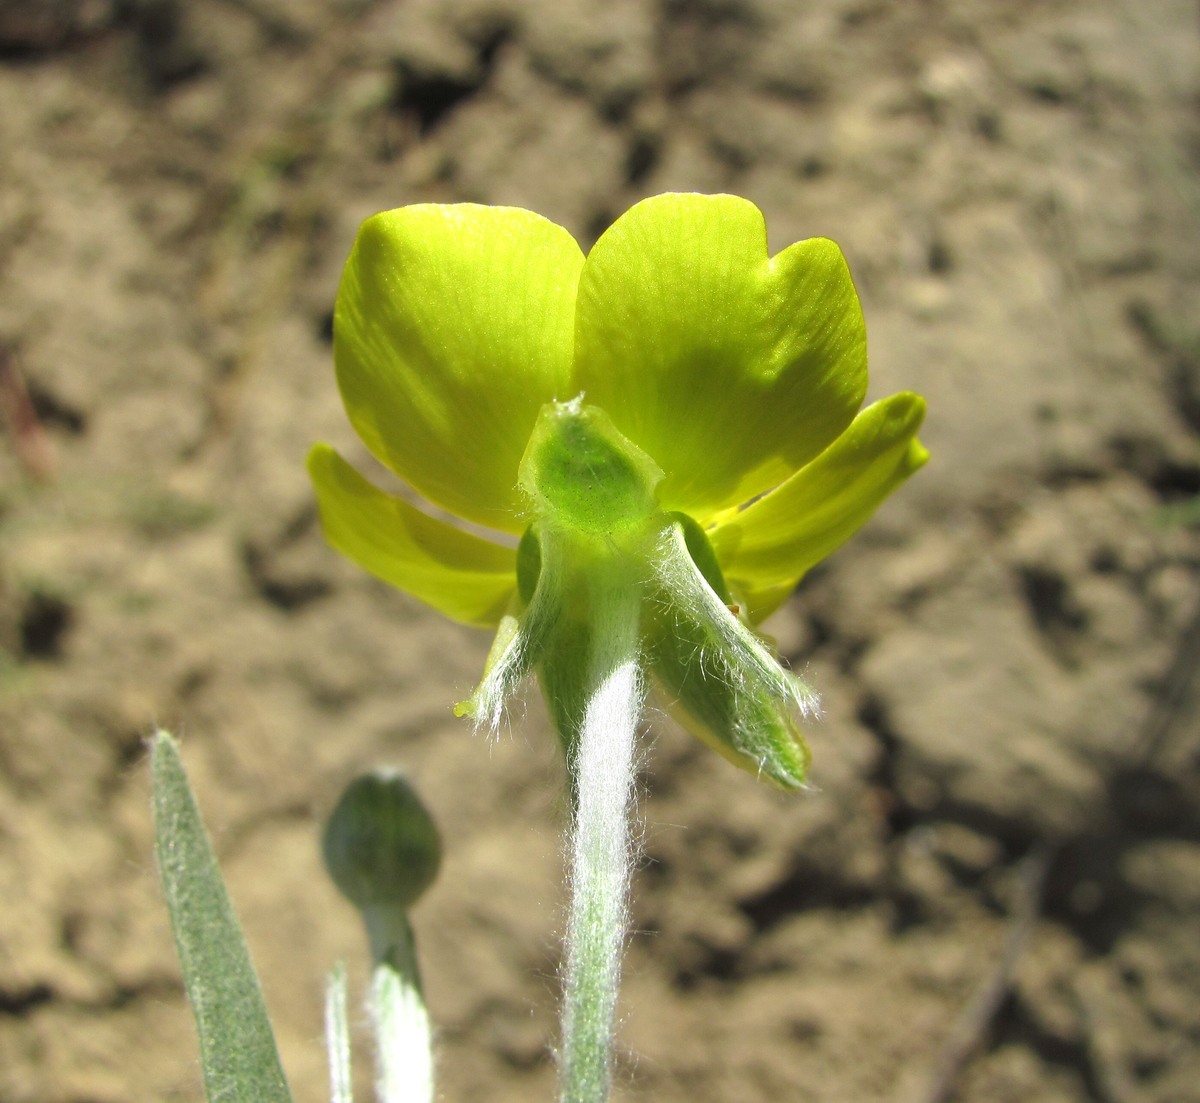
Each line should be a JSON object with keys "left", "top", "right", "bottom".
{"left": 2, "top": 1, "right": 1199, "bottom": 1101}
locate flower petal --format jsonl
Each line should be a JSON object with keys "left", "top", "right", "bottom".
{"left": 335, "top": 204, "right": 584, "bottom": 533}
{"left": 573, "top": 193, "right": 867, "bottom": 521}
{"left": 712, "top": 392, "right": 929, "bottom": 601}
{"left": 308, "top": 444, "right": 517, "bottom": 627}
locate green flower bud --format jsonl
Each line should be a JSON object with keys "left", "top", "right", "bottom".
{"left": 322, "top": 770, "right": 442, "bottom": 912}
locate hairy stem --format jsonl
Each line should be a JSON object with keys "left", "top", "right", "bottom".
{"left": 558, "top": 584, "right": 644, "bottom": 1103}
{"left": 364, "top": 908, "right": 433, "bottom": 1103}
{"left": 324, "top": 964, "right": 353, "bottom": 1103}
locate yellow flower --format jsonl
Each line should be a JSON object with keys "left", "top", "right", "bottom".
{"left": 310, "top": 194, "right": 927, "bottom": 787}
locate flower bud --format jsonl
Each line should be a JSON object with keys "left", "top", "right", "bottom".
{"left": 322, "top": 769, "right": 442, "bottom": 911}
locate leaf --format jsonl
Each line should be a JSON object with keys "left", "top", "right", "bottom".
{"left": 151, "top": 729, "right": 293, "bottom": 1103}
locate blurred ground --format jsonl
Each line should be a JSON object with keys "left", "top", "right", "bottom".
{"left": 1, "top": 1, "right": 1198, "bottom": 1101}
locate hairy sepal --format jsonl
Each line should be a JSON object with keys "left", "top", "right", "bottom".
{"left": 648, "top": 521, "right": 816, "bottom": 789}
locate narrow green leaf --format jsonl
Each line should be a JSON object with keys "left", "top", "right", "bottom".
{"left": 151, "top": 729, "right": 293, "bottom": 1103}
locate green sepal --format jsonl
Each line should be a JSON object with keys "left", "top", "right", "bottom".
{"left": 646, "top": 521, "right": 814, "bottom": 789}
{"left": 462, "top": 401, "right": 817, "bottom": 791}
{"left": 534, "top": 531, "right": 648, "bottom": 802}
{"left": 471, "top": 518, "right": 650, "bottom": 781}
{"left": 538, "top": 605, "right": 597, "bottom": 776}
{"left": 670, "top": 510, "right": 732, "bottom": 605}
{"left": 457, "top": 526, "right": 572, "bottom": 730}
{"left": 518, "top": 397, "right": 663, "bottom": 536}
{"left": 464, "top": 399, "right": 659, "bottom": 737}
{"left": 454, "top": 608, "right": 539, "bottom": 729}
{"left": 516, "top": 523, "right": 542, "bottom": 604}
{"left": 463, "top": 528, "right": 650, "bottom": 815}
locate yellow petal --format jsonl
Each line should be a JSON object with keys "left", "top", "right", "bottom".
{"left": 573, "top": 193, "right": 867, "bottom": 522}
{"left": 713, "top": 392, "right": 928, "bottom": 597}
{"left": 335, "top": 204, "right": 584, "bottom": 533}
{"left": 308, "top": 444, "right": 517, "bottom": 627}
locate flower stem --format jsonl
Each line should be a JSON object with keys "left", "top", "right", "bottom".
{"left": 364, "top": 907, "right": 434, "bottom": 1103}
{"left": 558, "top": 584, "right": 644, "bottom": 1103}
{"left": 324, "top": 963, "right": 353, "bottom": 1103}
